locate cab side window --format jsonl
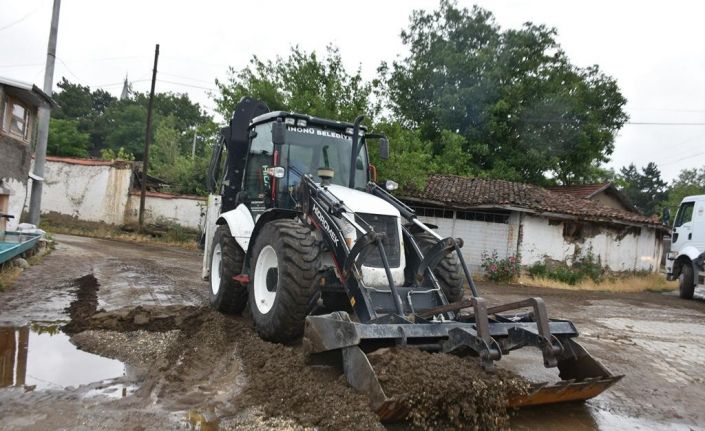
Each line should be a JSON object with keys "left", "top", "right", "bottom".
{"left": 243, "top": 125, "right": 273, "bottom": 202}
{"left": 674, "top": 202, "right": 695, "bottom": 227}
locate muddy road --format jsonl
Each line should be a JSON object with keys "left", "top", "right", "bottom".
{"left": 1, "top": 234, "right": 704, "bottom": 430}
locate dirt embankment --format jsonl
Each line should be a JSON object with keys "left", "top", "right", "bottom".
{"left": 370, "top": 348, "right": 528, "bottom": 430}
{"left": 66, "top": 275, "right": 527, "bottom": 430}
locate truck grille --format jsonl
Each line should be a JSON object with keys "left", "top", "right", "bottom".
{"left": 356, "top": 213, "right": 401, "bottom": 268}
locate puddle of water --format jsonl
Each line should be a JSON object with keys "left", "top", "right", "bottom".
{"left": 512, "top": 403, "right": 702, "bottom": 431}
{"left": 0, "top": 325, "right": 126, "bottom": 390}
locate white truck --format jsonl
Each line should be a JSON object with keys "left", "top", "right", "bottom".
{"left": 666, "top": 194, "right": 705, "bottom": 299}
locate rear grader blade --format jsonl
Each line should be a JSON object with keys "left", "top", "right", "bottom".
{"left": 304, "top": 297, "right": 623, "bottom": 421}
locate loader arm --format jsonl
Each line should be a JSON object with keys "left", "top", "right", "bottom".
{"left": 300, "top": 177, "right": 623, "bottom": 419}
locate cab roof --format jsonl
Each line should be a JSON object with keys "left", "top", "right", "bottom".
{"left": 250, "top": 111, "right": 368, "bottom": 131}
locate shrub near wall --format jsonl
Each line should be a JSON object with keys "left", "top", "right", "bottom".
{"left": 480, "top": 250, "right": 521, "bottom": 282}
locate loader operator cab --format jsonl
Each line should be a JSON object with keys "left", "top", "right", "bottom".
{"left": 242, "top": 113, "right": 372, "bottom": 216}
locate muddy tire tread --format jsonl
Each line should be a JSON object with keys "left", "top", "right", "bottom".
{"left": 211, "top": 225, "right": 247, "bottom": 313}
{"left": 679, "top": 263, "right": 695, "bottom": 300}
{"left": 249, "top": 219, "right": 320, "bottom": 342}
{"left": 413, "top": 231, "right": 465, "bottom": 303}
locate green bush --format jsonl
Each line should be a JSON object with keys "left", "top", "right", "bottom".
{"left": 480, "top": 250, "right": 521, "bottom": 283}
{"left": 528, "top": 250, "right": 603, "bottom": 285}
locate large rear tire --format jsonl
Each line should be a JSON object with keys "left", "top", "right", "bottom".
{"left": 679, "top": 262, "right": 695, "bottom": 300}
{"left": 209, "top": 225, "right": 248, "bottom": 313}
{"left": 413, "top": 231, "right": 465, "bottom": 303}
{"left": 248, "top": 219, "right": 320, "bottom": 342}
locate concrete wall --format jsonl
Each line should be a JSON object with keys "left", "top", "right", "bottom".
{"left": 416, "top": 210, "right": 514, "bottom": 272}
{"left": 41, "top": 160, "right": 132, "bottom": 225}
{"left": 519, "top": 214, "right": 662, "bottom": 272}
{"left": 125, "top": 192, "right": 205, "bottom": 230}
{"left": 4, "top": 157, "right": 205, "bottom": 231}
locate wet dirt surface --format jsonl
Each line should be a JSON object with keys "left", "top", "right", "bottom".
{"left": 369, "top": 347, "right": 528, "bottom": 430}
{"left": 1, "top": 234, "right": 705, "bottom": 430}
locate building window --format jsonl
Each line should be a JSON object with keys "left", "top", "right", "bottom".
{"left": 2, "top": 98, "right": 31, "bottom": 142}
{"left": 409, "top": 205, "right": 510, "bottom": 224}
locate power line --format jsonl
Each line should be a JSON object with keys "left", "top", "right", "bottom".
{"left": 0, "top": 2, "right": 46, "bottom": 33}
{"left": 157, "top": 79, "right": 215, "bottom": 91}
{"left": 159, "top": 71, "right": 212, "bottom": 85}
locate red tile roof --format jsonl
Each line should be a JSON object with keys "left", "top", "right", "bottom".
{"left": 402, "top": 174, "right": 662, "bottom": 228}
{"left": 546, "top": 183, "right": 611, "bottom": 199}
{"left": 547, "top": 182, "right": 638, "bottom": 214}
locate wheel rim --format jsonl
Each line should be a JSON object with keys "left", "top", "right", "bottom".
{"left": 210, "top": 243, "right": 222, "bottom": 295}
{"left": 254, "top": 245, "right": 278, "bottom": 314}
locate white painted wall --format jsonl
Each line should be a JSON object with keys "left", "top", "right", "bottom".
{"left": 519, "top": 214, "right": 662, "bottom": 272}
{"left": 125, "top": 193, "right": 205, "bottom": 230}
{"left": 417, "top": 212, "right": 513, "bottom": 272}
{"left": 41, "top": 161, "right": 132, "bottom": 225}
{"left": 1, "top": 178, "right": 26, "bottom": 231}
{"left": 21, "top": 158, "right": 206, "bottom": 230}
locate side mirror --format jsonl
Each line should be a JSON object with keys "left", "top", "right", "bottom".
{"left": 379, "top": 137, "right": 389, "bottom": 160}
{"left": 272, "top": 120, "right": 286, "bottom": 145}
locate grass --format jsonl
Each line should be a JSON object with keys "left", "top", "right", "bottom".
{"left": 0, "top": 238, "right": 53, "bottom": 291}
{"left": 518, "top": 272, "right": 677, "bottom": 293}
{"left": 0, "top": 265, "right": 22, "bottom": 292}
{"left": 39, "top": 212, "right": 200, "bottom": 251}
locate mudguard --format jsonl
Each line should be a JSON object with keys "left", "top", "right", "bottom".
{"left": 216, "top": 204, "right": 255, "bottom": 252}
{"left": 243, "top": 208, "right": 300, "bottom": 269}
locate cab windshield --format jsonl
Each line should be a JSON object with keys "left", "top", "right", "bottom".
{"left": 279, "top": 125, "right": 368, "bottom": 191}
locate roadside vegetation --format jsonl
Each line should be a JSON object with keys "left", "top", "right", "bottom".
{"left": 0, "top": 236, "right": 54, "bottom": 291}
{"left": 522, "top": 252, "right": 675, "bottom": 292}
{"left": 519, "top": 272, "right": 676, "bottom": 293}
{"left": 39, "top": 212, "right": 200, "bottom": 251}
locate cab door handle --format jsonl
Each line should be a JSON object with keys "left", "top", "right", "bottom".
{"left": 688, "top": 233, "right": 692, "bottom": 240}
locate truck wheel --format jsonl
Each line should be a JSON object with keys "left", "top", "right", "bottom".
{"left": 249, "top": 219, "right": 320, "bottom": 342}
{"left": 679, "top": 263, "right": 695, "bottom": 299}
{"left": 210, "top": 225, "right": 248, "bottom": 313}
{"left": 413, "top": 231, "right": 465, "bottom": 303}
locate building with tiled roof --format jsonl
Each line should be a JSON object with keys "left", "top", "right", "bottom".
{"left": 546, "top": 182, "right": 637, "bottom": 214}
{"left": 400, "top": 174, "right": 666, "bottom": 273}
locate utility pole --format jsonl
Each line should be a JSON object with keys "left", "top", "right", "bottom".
{"left": 28, "top": 0, "right": 61, "bottom": 225}
{"left": 139, "top": 44, "right": 159, "bottom": 230}
{"left": 191, "top": 129, "right": 197, "bottom": 159}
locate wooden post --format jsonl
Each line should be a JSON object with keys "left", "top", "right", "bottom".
{"left": 139, "top": 44, "right": 159, "bottom": 230}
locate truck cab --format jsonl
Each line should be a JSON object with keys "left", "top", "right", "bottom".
{"left": 666, "top": 194, "right": 705, "bottom": 298}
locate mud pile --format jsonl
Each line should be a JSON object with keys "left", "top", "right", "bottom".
{"left": 229, "top": 317, "right": 384, "bottom": 430}
{"left": 64, "top": 283, "right": 525, "bottom": 430}
{"left": 62, "top": 274, "right": 99, "bottom": 333}
{"left": 369, "top": 347, "right": 529, "bottom": 430}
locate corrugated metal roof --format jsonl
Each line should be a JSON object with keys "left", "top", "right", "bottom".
{"left": 0, "top": 76, "right": 56, "bottom": 108}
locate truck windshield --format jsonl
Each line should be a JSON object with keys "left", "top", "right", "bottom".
{"left": 280, "top": 125, "right": 368, "bottom": 191}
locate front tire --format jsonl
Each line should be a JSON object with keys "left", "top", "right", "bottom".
{"left": 413, "top": 231, "right": 465, "bottom": 303}
{"left": 248, "top": 219, "right": 320, "bottom": 342}
{"left": 679, "top": 263, "right": 695, "bottom": 299}
{"left": 210, "top": 225, "right": 247, "bottom": 313}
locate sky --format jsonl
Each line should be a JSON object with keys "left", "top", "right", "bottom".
{"left": 1, "top": 0, "right": 704, "bottom": 182}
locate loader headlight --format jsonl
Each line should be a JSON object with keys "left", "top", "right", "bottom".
{"left": 385, "top": 180, "right": 399, "bottom": 191}
{"left": 266, "top": 166, "right": 286, "bottom": 178}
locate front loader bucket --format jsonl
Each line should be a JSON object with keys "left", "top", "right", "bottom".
{"left": 304, "top": 312, "right": 623, "bottom": 422}
{"left": 508, "top": 338, "right": 623, "bottom": 407}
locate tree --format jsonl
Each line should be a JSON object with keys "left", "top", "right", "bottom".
{"left": 380, "top": 1, "right": 628, "bottom": 185}
{"left": 214, "top": 45, "right": 376, "bottom": 122}
{"left": 47, "top": 118, "right": 90, "bottom": 157}
{"left": 664, "top": 167, "right": 705, "bottom": 215}
{"left": 52, "top": 77, "right": 117, "bottom": 155}
{"left": 619, "top": 162, "right": 668, "bottom": 216}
